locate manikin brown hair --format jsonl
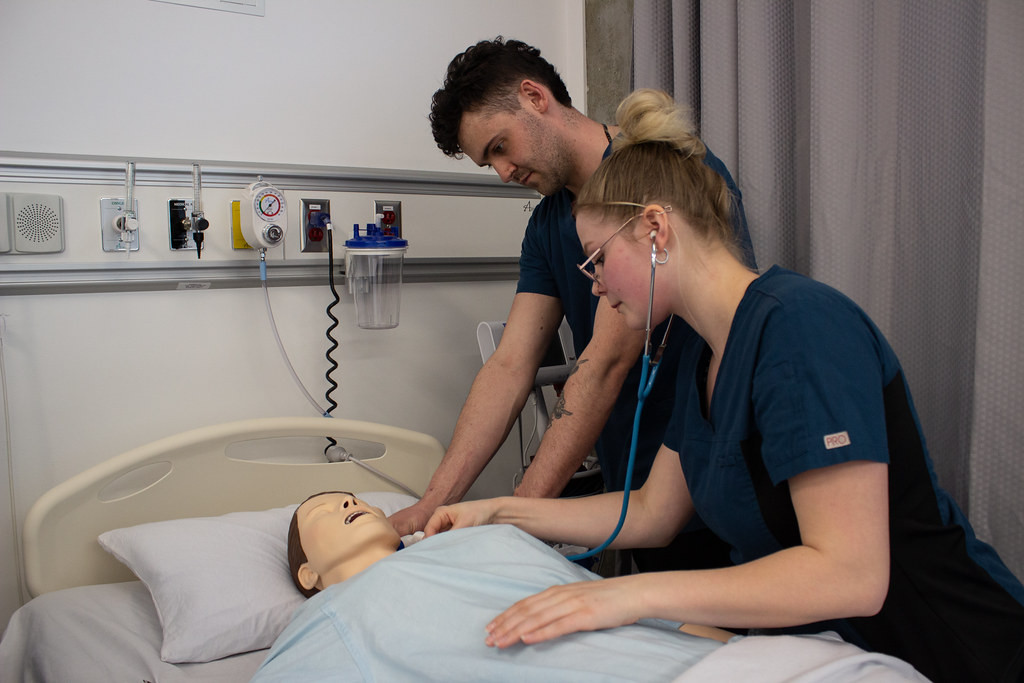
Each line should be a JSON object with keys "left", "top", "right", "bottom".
{"left": 287, "top": 491, "right": 354, "bottom": 598}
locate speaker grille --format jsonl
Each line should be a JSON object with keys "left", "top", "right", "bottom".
{"left": 17, "top": 203, "right": 61, "bottom": 244}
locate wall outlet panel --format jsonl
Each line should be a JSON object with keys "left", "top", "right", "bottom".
{"left": 100, "top": 197, "right": 140, "bottom": 252}
{"left": 168, "top": 198, "right": 195, "bottom": 250}
{"left": 299, "top": 198, "right": 331, "bottom": 253}
{"left": 373, "top": 199, "right": 402, "bottom": 237}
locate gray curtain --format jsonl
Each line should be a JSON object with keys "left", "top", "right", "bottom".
{"left": 632, "top": 0, "right": 1024, "bottom": 579}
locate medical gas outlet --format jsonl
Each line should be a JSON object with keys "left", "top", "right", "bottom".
{"left": 240, "top": 179, "right": 287, "bottom": 250}
{"left": 168, "top": 199, "right": 197, "bottom": 251}
{"left": 299, "top": 198, "right": 331, "bottom": 253}
{"left": 100, "top": 197, "right": 140, "bottom": 252}
{"left": 372, "top": 199, "right": 402, "bottom": 237}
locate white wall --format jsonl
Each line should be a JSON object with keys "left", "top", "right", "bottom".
{"left": 0, "top": 0, "right": 586, "bottom": 171}
{"left": 0, "top": 0, "right": 586, "bottom": 630}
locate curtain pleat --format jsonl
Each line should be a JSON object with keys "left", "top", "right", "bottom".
{"left": 969, "top": 0, "right": 1024, "bottom": 581}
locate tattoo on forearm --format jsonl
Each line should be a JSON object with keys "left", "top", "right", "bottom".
{"left": 551, "top": 396, "right": 572, "bottom": 420}
{"left": 552, "top": 360, "right": 586, "bottom": 420}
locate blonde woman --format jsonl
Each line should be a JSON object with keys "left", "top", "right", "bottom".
{"left": 426, "top": 89, "right": 1024, "bottom": 683}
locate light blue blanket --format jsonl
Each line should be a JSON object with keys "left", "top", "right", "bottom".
{"left": 252, "top": 524, "right": 722, "bottom": 682}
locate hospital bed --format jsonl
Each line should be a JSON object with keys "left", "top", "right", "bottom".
{"left": 0, "top": 417, "right": 929, "bottom": 682}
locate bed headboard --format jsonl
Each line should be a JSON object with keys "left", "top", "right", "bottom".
{"left": 22, "top": 417, "right": 445, "bottom": 597}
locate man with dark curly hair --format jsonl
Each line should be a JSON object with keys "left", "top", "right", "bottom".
{"left": 391, "top": 37, "right": 754, "bottom": 574}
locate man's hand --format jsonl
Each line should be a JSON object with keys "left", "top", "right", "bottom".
{"left": 388, "top": 500, "right": 436, "bottom": 537}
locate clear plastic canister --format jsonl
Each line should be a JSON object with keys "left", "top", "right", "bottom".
{"left": 344, "top": 225, "right": 409, "bottom": 330}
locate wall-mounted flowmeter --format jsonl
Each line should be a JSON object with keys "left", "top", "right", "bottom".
{"left": 101, "top": 162, "right": 139, "bottom": 253}
{"left": 166, "top": 164, "right": 210, "bottom": 258}
{"left": 240, "top": 178, "right": 287, "bottom": 250}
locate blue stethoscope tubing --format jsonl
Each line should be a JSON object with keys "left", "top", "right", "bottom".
{"left": 567, "top": 237, "right": 669, "bottom": 562}
{"left": 565, "top": 354, "right": 659, "bottom": 562}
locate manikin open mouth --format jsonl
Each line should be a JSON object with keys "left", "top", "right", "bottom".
{"left": 345, "top": 510, "right": 369, "bottom": 524}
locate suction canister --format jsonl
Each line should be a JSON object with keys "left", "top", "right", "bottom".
{"left": 344, "top": 224, "right": 408, "bottom": 329}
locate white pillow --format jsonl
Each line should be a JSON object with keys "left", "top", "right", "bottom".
{"left": 97, "top": 491, "right": 417, "bottom": 663}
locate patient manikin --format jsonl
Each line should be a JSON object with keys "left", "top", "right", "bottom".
{"left": 253, "top": 492, "right": 926, "bottom": 683}
{"left": 255, "top": 490, "right": 727, "bottom": 682}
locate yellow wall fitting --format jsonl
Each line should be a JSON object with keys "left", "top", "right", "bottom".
{"left": 231, "top": 200, "right": 251, "bottom": 249}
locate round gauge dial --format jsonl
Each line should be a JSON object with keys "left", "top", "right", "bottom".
{"left": 254, "top": 188, "right": 285, "bottom": 219}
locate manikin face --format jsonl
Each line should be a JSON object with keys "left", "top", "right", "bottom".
{"left": 458, "top": 104, "right": 573, "bottom": 197}
{"left": 295, "top": 492, "right": 399, "bottom": 590}
{"left": 576, "top": 211, "right": 672, "bottom": 331}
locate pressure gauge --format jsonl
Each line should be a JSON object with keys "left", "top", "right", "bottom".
{"left": 255, "top": 187, "right": 284, "bottom": 220}
{"left": 241, "top": 179, "right": 288, "bottom": 249}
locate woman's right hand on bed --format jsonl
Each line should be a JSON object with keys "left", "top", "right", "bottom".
{"left": 423, "top": 498, "right": 502, "bottom": 536}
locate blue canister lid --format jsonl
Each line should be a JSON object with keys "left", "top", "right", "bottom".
{"left": 345, "top": 223, "right": 408, "bottom": 249}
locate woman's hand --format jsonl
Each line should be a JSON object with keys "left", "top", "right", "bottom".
{"left": 423, "top": 498, "right": 504, "bottom": 536}
{"left": 484, "top": 576, "right": 643, "bottom": 648}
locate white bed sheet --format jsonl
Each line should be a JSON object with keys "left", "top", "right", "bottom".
{"left": 0, "top": 579, "right": 932, "bottom": 683}
{"left": 0, "top": 581, "right": 265, "bottom": 683}
{"left": 673, "top": 632, "right": 930, "bottom": 682}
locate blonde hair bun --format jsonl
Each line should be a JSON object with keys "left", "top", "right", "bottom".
{"left": 614, "top": 89, "right": 705, "bottom": 159}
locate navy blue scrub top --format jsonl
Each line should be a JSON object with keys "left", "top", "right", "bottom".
{"left": 665, "top": 266, "right": 1024, "bottom": 682}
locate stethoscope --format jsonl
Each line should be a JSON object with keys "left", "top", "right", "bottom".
{"left": 567, "top": 234, "right": 672, "bottom": 562}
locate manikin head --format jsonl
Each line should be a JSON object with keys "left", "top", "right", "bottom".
{"left": 287, "top": 491, "right": 401, "bottom": 597}
{"left": 429, "top": 36, "right": 581, "bottom": 196}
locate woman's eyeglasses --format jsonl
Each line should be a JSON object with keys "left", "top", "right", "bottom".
{"left": 577, "top": 204, "right": 671, "bottom": 283}
{"left": 577, "top": 212, "right": 644, "bottom": 283}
